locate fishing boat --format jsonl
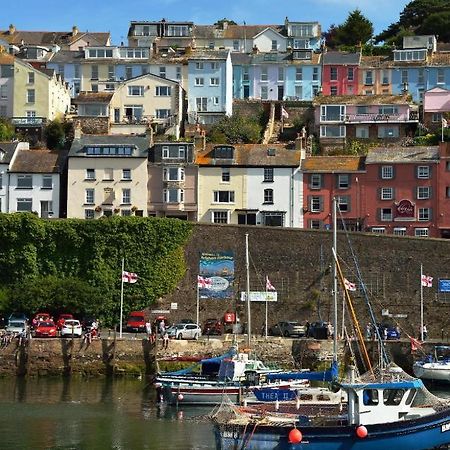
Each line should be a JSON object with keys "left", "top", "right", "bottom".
{"left": 413, "top": 345, "right": 450, "bottom": 383}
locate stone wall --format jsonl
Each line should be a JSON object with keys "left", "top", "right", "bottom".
{"left": 74, "top": 117, "right": 109, "bottom": 135}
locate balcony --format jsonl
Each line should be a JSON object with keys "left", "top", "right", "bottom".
{"left": 344, "top": 112, "right": 419, "bottom": 124}
{"left": 11, "top": 117, "right": 46, "bottom": 126}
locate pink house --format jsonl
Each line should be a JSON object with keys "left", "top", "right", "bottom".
{"left": 423, "top": 87, "right": 450, "bottom": 132}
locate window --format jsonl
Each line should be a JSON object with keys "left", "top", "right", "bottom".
{"left": 162, "top": 145, "right": 186, "bottom": 159}
{"left": 310, "top": 196, "right": 323, "bottom": 212}
{"left": 88, "top": 49, "right": 113, "bottom": 58}
{"left": 417, "top": 166, "right": 430, "bottom": 179}
{"left": 264, "top": 168, "right": 274, "bottom": 182}
{"left": 310, "top": 174, "right": 322, "bottom": 189}
{"left": 261, "top": 67, "right": 268, "bottom": 81}
{"left": 356, "top": 126, "right": 369, "bottom": 138}
{"left": 125, "top": 66, "right": 133, "bottom": 79}
{"left": 42, "top": 175, "right": 52, "bottom": 189}
{"left": 363, "top": 389, "right": 379, "bottom": 406}
{"left": 210, "top": 78, "right": 219, "bottom": 86}
{"left": 86, "top": 169, "right": 95, "bottom": 180}
{"left": 17, "top": 175, "right": 32, "bottom": 188}
{"left": 85, "top": 209, "right": 95, "bottom": 220}
{"left": 438, "top": 68, "right": 445, "bottom": 84}
{"left": 271, "top": 40, "right": 277, "bottom": 51}
{"left": 122, "top": 169, "right": 131, "bottom": 180}
{"left": 17, "top": 198, "right": 32, "bottom": 212}
{"left": 164, "top": 167, "right": 185, "bottom": 181}
{"left": 330, "top": 67, "right": 338, "bottom": 81}
{"left": 210, "top": 62, "right": 219, "bottom": 70}
{"left": 28, "top": 72, "right": 35, "bottom": 84}
{"left": 221, "top": 168, "right": 230, "bottom": 182}
{"left": 105, "top": 83, "right": 115, "bottom": 91}
{"left": 401, "top": 70, "right": 408, "bottom": 84}
{"left": 337, "top": 195, "right": 350, "bottom": 212}
{"left": 320, "top": 105, "right": 345, "bottom": 122}
{"left": 293, "top": 39, "right": 310, "bottom": 49}
{"left": 415, "top": 228, "right": 429, "bottom": 237}
{"left": 278, "top": 67, "right": 284, "bottom": 81}
{"left": 378, "top": 126, "right": 399, "bottom": 138}
{"left": 122, "top": 188, "right": 131, "bottom": 204}
{"left": 330, "top": 86, "right": 338, "bottom": 96}
{"left": 128, "top": 86, "right": 144, "bottom": 96}
{"left": 195, "top": 62, "right": 204, "bottom": 70}
{"left": 309, "top": 219, "right": 323, "bottom": 229}
{"left": 213, "top": 191, "right": 235, "bottom": 203}
{"left": 103, "top": 168, "right": 113, "bottom": 181}
{"left": 74, "top": 64, "right": 81, "bottom": 79}
{"left": 371, "top": 227, "right": 386, "bottom": 234}
{"left": 264, "top": 189, "right": 274, "bottom": 204}
{"left": 243, "top": 68, "right": 249, "bottom": 82}
{"left": 233, "top": 40, "right": 239, "bottom": 51}
{"left": 155, "top": 86, "right": 171, "bottom": 96}
{"left": 320, "top": 125, "right": 346, "bottom": 138}
{"left": 381, "top": 208, "right": 392, "bottom": 221}
{"left": 85, "top": 189, "right": 95, "bottom": 204}
{"left": 91, "top": 65, "right": 98, "bottom": 80}
{"left": 381, "top": 187, "right": 393, "bottom": 200}
{"left": 393, "top": 227, "right": 407, "bottom": 236}
{"left": 263, "top": 212, "right": 284, "bottom": 227}
{"left": 0, "top": 85, "right": 7, "bottom": 99}
{"left": 294, "top": 85, "right": 303, "bottom": 99}
{"left": 364, "top": 71, "right": 373, "bottom": 85}
{"left": 156, "top": 109, "right": 171, "bottom": 118}
{"left": 196, "top": 97, "right": 207, "bottom": 112}
{"left": 238, "top": 213, "right": 257, "bottom": 225}
{"left": 212, "top": 211, "right": 228, "bottom": 224}
{"left": 108, "top": 65, "right": 115, "bottom": 80}
{"left": 27, "top": 89, "right": 35, "bottom": 103}
{"left": 417, "top": 186, "right": 431, "bottom": 200}
{"left": 347, "top": 68, "right": 354, "bottom": 81}
{"left": 159, "top": 66, "right": 166, "bottom": 78}
{"left": 381, "top": 70, "right": 389, "bottom": 85}
{"left": 261, "top": 86, "right": 268, "bottom": 100}
{"left": 312, "top": 68, "right": 319, "bottom": 81}
{"left": 381, "top": 166, "right": 394, "bottom": 179}
{"left": 417, "top": 69, "right": 424, "bottom": 85}
{"left": 164, "top": 188, "right": 184, "bottom": 203}
{"left": 176, "top": 67, "right": 181, "bottom": 80}
{"left": 212, "top": 97, "right": 219, "bottom": 105}
{"left": 91, "top": 84, "right": 98, "bottom": 93}
{"left": 418, "top": 208, "right": 431, "bottom": 221}
{"left": 121, "top": 209, "right": 131, "bottom": 217}
{"left": 195, "top": 77, "right": 204, "bottom": 86}
{"left": 338, "top": 174, "right": 349, "bottom": 189}
{"left": 379, "top": 106, "right": 399, "bottom": 115}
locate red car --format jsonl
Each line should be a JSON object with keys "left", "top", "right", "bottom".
{"left": 34, "top": 321, "right": 57, "bottom": 338}
{"left": 56, "top": 314, "right": 74, "bottom": 330}
{"left": 32, "top": 312, "right": 51, "bottom": 328}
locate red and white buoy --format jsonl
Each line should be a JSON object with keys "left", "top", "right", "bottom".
{"left": 356, "top": 425, "right": 368, "bottom": 439}
{"left": 288, "top": 428, "right": 302, "bottom": 444}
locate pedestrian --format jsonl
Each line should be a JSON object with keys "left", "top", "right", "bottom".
{"left": 305, "top": 321, "right": 310, "bottom": 337}
{"left": 365, "top": 323, "right": 372, "bottom": 340}
{"left": 162, "top": 331, "right": 169, "bottom": 350}
{"left": 159, "top": 319, "right": 165, "bottom": 337}
{"left": 422, "top": 324, "right": 428, "bottom": 341}
{"left": 327, "top": 322, "right": 334, "bottom": 339}
{"left": 383, "top": 327, "right": 388, "bottom": 340}
{"left": 145, "top": 320, "right": 152, "bottom": 339}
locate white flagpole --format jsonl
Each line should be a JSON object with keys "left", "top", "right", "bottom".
{"left": 119, "top": 258, "right": 124, "bottom": 339}
{"left": 341, "top": 289, "right": 345, "bottom": 340}
{"left": 265, "top": 276, "right": 268, "bottom": 339}
{"left": 196, "top": 278, "right": 200, "bottom": 326}
{"left": 420, "top": 264, "right": 424, "bottom": 341}
{"left": 442, "top": 120, "right": 444, "bottom": 143}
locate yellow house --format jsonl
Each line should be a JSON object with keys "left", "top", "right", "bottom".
{"left": 67, "top": 129, "right": 150, "bottom": 219}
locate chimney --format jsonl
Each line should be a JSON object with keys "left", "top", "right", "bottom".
{"left": 146, "top": 126, "right": 154, "bottom": 147}
{"left": 222, "top": 20, "right": 228, "bottom": 30}
{"left": 8, "top": 24, "right": 16, "bottom": 35}
{"left": 74, "top": 121, "right": 82, "bottom": 140}
{"left": 194, "top": 129, "right": 206, "bottom": 151}
{"left": 72, "top": 25, "right": 79, "bottom": 37}
{"left": 252, "top": 45, "right": 259, "bottom": 54}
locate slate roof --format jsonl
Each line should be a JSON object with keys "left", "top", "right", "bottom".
{"left": 73, "top": 92, "right": 114, "bottom": 103}
{"left": 323, "top": 51, "right": 361, "bottom": 65}
{"left": 69, "top": 135, "right": 150, "bottom": 157}
{"left": 9, "top": 148, "right": 68, "bottom": 173}
{"left": 0, "top": 142, "right": 20, "bottom": 164}
{"left": 365, "top": 146, "right": 439, "bottom": 164}
{"left": 187, "top": 50, "right": 230, "bottom": 60}
{"left": 196, "top": 143, "right": 301, "bottom": 166}
{"left": 47, "top": 50, "right": 85, "bottom": 63}
{"left": 313, "top": 94, "right": 412, "bottom": 106}
{"left": 301, "top": 156, "right": 365, "bottom": 172}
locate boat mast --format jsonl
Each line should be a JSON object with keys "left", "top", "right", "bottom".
{"left": 245, "top": 233, "right": 251, "bottom": 349}
{"left": 333, "top": 197, "right": 338, "bottom": 361}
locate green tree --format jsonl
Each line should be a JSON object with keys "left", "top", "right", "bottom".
{"left": 333, "top": 9, "right": 374, "bottom": 47}
{"left": 214, "top": 18, "right": 237, "bottom": 28}
{"left": 0, "top": 118, "right": 15, "bottom": 141}
{"left": 420, "top": 11, "right": 450, "bottom": 42}
{"left": 208, "top": 114, "right": 263, "bottom": 144}
{"left": 44, "top": 119, "right": 65, "bottom": 149}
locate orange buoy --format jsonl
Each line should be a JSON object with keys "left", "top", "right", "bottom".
{"left": 356, "top": 425, "right": 368, "bottom": 439}
{"left": 288, "top": 428, "right": 302, "bottom": 444}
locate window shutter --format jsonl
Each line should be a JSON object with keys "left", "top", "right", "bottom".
{"left": 415, "top": 165, "right": 419, "bottom": 179}
{"left": 307, "top": 195, "right": 311, "bottom": 210}
{"left": 348, "top": 175, "right": 352, "bottom": 188}
{"left": 392, "top": 166, "right": 396, "bottom": 179}
{"left": 414, "top": 187, "right": 418, "bottom": 200}
{"left": 377, "top": 208, "right": 381, "bottom": 221}
{"left": 318, "top": 174, "right": 323, "bottom": 189}
{"left": 335, "top": 175, "right": 339, "bottom": 189}
{"left": 378, "top": 167, "right": 382, "bottom": 179}
{"left": 347, "top": 196, "right": 351, "bottom": 213}
{"left": 377, "top": 187, "right": 381, "bottom": 200}
{"left": 392, "top": 187, "right": 395, "bottom": 200}
{"left": 319, "top": 196, "right": 324, "bottom": 212}
{"left": 429, "top": 187, "right": 432, "bottom": 199}
{"left": 309, "top": 174, "right": 313, "bottom": 189}
{"left": 429, "top": 208, "right": 433, "bottom": 220}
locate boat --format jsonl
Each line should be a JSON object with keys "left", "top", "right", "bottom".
{"left": 413, "top": 345, "right": 450, "bottom": 383}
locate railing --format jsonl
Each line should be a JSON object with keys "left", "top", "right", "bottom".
{"left": 343, "top": 113, "right": 418, "bottom": 123}
{"left": 113, "top": 115, "right": 174, "bottom": 126}
{"left": 11, "top": 117, "right": 46, "bottom": 125}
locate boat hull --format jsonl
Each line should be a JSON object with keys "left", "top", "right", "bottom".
{"left": 214, "top": 408, "right": 450, "bottom": 450}
{"left": 413, "top": 362, "right": 450, "bottom": 383}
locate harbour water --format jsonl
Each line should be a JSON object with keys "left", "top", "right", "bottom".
{"left": 0, "top": 377, "right": 215, "bottom": 449}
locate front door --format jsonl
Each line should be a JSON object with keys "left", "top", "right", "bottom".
{"left": 243, "top": 85, "right": 250, "bottom": 99}
{"left": 278, "top": 86, "right": 284, "bottom": 101}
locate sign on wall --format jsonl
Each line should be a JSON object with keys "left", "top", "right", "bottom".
{"left": 240, "top": 291, "right": 278, "bottom": 302}
{"left": 394, "top": 199, "right": 415, "bottom": 221}
{"left": 199, "top": 252, "right": 234, "bottom": 300}
{"left": 439, "top": 279, "right": 450, "bottom": 293}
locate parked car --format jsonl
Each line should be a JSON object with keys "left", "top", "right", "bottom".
{"left": 307, "top": 321, "right": 330, "bottom": 340}
{"left": 81, "top": 316, "right": 96, "bottom": 331}
{"left": 60, "top": 319, "right": 83, "bottom": 337}
{"left": 8, "top": 312, "right": 28, "bottom": 325}
{"left": 126, "top": 311, "right": 146, "bottom": 333}
{"left": 378, "top": 323, "right": 401, "bottom": 340}
{"left": 5, "top": 319, "right": 28, "bottom": 335}
{"left": 269, "top": 321, "right": 306, "bottom": 337}
{"left": 56, "top": 314, "right": 74, "bottom": 330}
{"left": 166, "top": 323, "right": 202, "bottom": 340}
{"left": 34, "top": 321, "right": 57, "bottom": 338}
{"left": 203, "top": 318, "right": 223, "bottom": 335}
{"left": 32, "top": 313, "right": 51, "bottom": 328}
{"left": 179, "top": 318, "right": 195, "bottom": 324}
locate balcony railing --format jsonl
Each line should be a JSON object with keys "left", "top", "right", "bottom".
{"left": 113, "top": 115, "right": 174, "bottom": 126}
{"left": 343, "top": 112, "right": 419, "bottom": 123}
{"left": 11, "top": 117, "right": 46, "bottom": 125}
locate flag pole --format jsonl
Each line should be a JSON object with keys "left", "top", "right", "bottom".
{"left": 119, "top": 258, "right": 124, "bottom": 339}
{"left": 265, "top": 276, "right": 268, "bottom": 339}
{"left": 420, "top": 264, "right": 424, "bottom": 341}
{"left": 196, "top": 278, "right": 200, "bottom": 326}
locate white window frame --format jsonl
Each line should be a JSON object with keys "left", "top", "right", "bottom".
{"left": 122, "top": 169, "right": 131, "bottom": 180}
{"left": 85, "top": 209, "right": 95, "bottom": 220}
{"left": 417, "top": 186, "right": 431, "bottom": 200}
{"left": 221, "top": 168, "right": 230, "bottom": 183}
{"left": 128, "top": 86, "right": 144, "bottom": 96}
{"left": 338, "top": 174, "right": 349, "bottom": 189}
{"left": 42, "top": 175, "right": 53, "bottom": 189}
{"left": 260, "top": 67, "right": 268, "bottom": 82}
{"left": 195, "top": 62, "right": 204, "bottom": 70}
{"left": 393, "top": 227, "right": 407, "bottom": 236}
{"left": 418, "top": 208, "right": 431, "bottom": 221}
{"left": 17, "top": 198, "right": 32, "bottom": 212}
{"left": 162, "top": 145, "right": 186, "bottom": 159}
{"left": 122, "top": 188, "right": 131, "bottom": 204}
{"left": 163, "top": 188, "right": 184, "bottom": 203}
{"left": 212, "top": 210, "right": 229, "bottom": 224}
{"left": 213, "top": 191, "right": 235, "bottom": 204}
{"left": 155, "top": 86, "right": 172, "bottom": 96}
{"left": 86, "top": 169, "right": 95, "bottom": 180}
{"left": 195, "top": 77, "right": 204, "bottom": 86}
{"left": 27, "top": 89, "right": 35, "bottom": 103}
{"left": 381, "top": 166, "right": 393, "bottom": 179}
{"left": 320, "top": 105, "right": 345, "bottom": 122}
{"left": 381, "top": 187, "right": 393, "bottom": 200}
{"left": 163, "top": 167, "right": 185, "bottom": 182}
{"left": 371, "top": 227, "right": 386, "bottom": 234}
{"left": 85, "top": 189, "right": 95, "bottom": 205}
{"left": 417, "top": 166, "right": 430, "bottom": 179}
{"left": 310, "top": 174, "right": 322, "bottom": 189}
{"left": 295, "top": 67, "right": 303, "bottom": 81}
{"left": 310, "top": 196, "right": 321, "bottom": 213}
{"left": 381, "top": 208, "right": 393, "bottom": 221}
{"left": 210, "top": 78, "right": 220, "bottom": 86}
{"left": 415, "top": 227, "right": 429, "bottom": 237}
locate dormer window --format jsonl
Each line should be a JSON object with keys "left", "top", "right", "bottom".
{"left": 213, "top": 146, "right": 234, "bottom": 159}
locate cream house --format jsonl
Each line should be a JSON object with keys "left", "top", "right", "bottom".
{"left": 67, "top": 130, "right": 150, "bottom": 219}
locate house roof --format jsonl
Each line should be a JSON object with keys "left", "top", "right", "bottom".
{"left": 301, "top": 156, "right": 365, "bottom": 172}
{"left": 69, "top": 135, "right": 150, "bottom": 157}
{"left": 253, "top": 27, "right": 286, "bottom": 40}
{"left": 9, "top": 148, "right": 68, "bottom": 173}
{"left": 196, "top": 143, "right": 301, "bottom": 166}
{"left": 323, "top": 51, "right": 361, "bottom": 65}
{"left": 47, "top": 50, "right": 85, "bottom": 63}
{"left": 187, "top": 49, "right": 230, "bottom": 60}
{"left": 0, "top": 142, "right": 21, "bottom": 164}
{"left": 359, "top": 55, "right": 391, "bottom": 68}
{"left": 365, "top": 146, "right": 439, "bottom": 164}
{"left": 73, "top": 92, "right": 114, "bottom": 104}
{"left": 313, "top": 94, "right": 412, "bottom": 106}
{"left": 0, "top": 52, "right": 15, "bottom": 64}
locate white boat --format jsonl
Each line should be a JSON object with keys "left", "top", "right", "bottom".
{"left": 413, "top": 345, "right": 450, "bottom": 383}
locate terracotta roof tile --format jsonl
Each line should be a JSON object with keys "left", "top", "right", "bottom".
{"left": 73, "top": 92, "right": 114, "bottom": 103}
{"left": 10, "top": 148, "right": 67, "bottom": 173}
{"left": 301, "top": 156, "right": 365, "bottom": 172}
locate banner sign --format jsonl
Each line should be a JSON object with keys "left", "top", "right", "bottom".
{"left": 240, "top": 291, "right": 278, "bottom": 302}
{"left": 394, "top": 199, "right": 415, "bottom": 221}
{"left": 199, "top": 252, "right": 234, "bottom": 299}
{"left": 439, "top": 279, "right": 450, "bottom": 293}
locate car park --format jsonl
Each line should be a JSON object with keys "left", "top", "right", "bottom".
{"left": 34, "top": 321, "right": 57, "bottom": 338}
{"left": 60, "top": 319, "right": 82, "bottom": 337}
{"left": 166, "top": 323, "right": 201, "bottom": 340}
{"left": 269, "top": 321, "right": 306, "bottom": 337}
{"left": 6, "top": 319, "right": 27, "bottom": 334}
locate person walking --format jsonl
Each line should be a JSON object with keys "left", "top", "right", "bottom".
{"left": 162, "top": 331, "right": 169, "bottom": 350}
{"left": 145, "top": 320, "right": 152, "bottom": 341}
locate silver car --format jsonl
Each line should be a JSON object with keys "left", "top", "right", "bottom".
{"left": 167, "top": 323, "right": 202, "bottom": 340}
{"left": 6, "top": 320, "right": 27, "bottom": 334}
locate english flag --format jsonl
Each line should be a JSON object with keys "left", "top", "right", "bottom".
{"left": 197, "top": 275, "right": 212, "bottom": 289}
{"left": 410, "top": 336, "right": 422, "bottom": 352}
{"left": 421, "top": 274, "right": 433, "bottom": 288}
{"left": 344, "top": 278, "right": 357, "bottom": 291}
{"left": 443, "top": 117, "right": 448, "bottom": 128}
{"left": 122, "top": 271, "right": 138, "bottom": 283}
{"left": 266, "top": 276, "right": 276, "bottom": 291}
{"left": 281, "top": 106, "right": 289, "bottom": 119}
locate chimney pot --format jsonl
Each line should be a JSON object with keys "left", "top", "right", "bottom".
{"left": 8, "top": 24, "right": 15, "bottom": 35}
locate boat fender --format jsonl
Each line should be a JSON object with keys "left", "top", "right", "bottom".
{"left": 177, "top": 393, "right": 184, "bottom": 401}
{"left": 356, "top": 425, "right": 368, "bottom": 439}
{"left": 288, "top": 428, "right": 302, "bottom": 444}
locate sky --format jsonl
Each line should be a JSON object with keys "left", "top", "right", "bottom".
{"left": 2, "top": 0, "right": 410, "bottom": 44}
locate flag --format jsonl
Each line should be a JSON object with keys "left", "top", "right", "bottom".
{"left": 122, "top": 271, "right": 138, "bottom": 283}
{"left": 421, "top": 274, "right": 433, "bottom": 288}
{"left": 443, "top": 117, "right": 448, "bottom": 128}
{"left": 344, "top": 278, "right": 357, "bottom": 291}
{"left": 281, "top": 106, "right": 289, "bottom": 119}
{"left": 410, "top": 336, "right": 422, "bottom": 352}
{"left": 197, "top": 275, "right": 212, "bottom": 289}
{"left": 266, "top": 276, "right": 276, "bottom": 291}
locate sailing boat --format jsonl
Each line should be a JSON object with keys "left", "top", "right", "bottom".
{"left": 212, "top": 198, "right": 450, "bottom": 450}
